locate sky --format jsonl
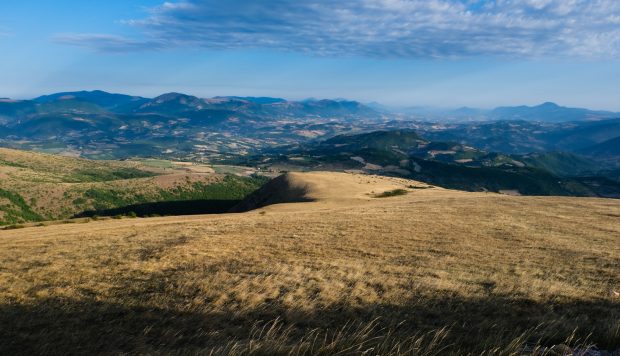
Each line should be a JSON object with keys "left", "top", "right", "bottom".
{"left": 1, "top": 0, "right": 619, "bottom": 110}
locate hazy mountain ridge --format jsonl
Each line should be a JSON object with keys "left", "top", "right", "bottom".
{"left": 5, "top": 91, "right": 620, "bottom": 124}
{"left": 34, "top": 90, "right": 149, "bottom": 111}
{"left": 398, "top": 102, "right": 620, "bottom": 122}
{"left": 0, "top": 91, "right": 390, "bottom": 159}
{"left": 0, "top": 91, "right": 618, "bottom": 182}
{"left": 0, "top": 91, "right": 382, "bottom": 134}
{"left": 488, "top": 102, "right": 618, "bottom": 122}
{"left": 8, "top": 90, "right": 381, "bottom": 120}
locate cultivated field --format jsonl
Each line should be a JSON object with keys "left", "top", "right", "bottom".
{"left": 0, "top": 172, "right": 619, "bottom": 354}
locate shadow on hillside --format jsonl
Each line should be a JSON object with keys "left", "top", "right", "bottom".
{"left": 74, "top": 199, "right": 242, "bottom": 218}
{"left": 230, "top": 174, "right": 313, "bottom": 212}
{"left": 1, "top": 295, "right": 618, "bottom": 355}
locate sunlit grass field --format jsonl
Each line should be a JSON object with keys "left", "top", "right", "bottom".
{"left": 0, "top": 172, "right": 618, "bottom": 354}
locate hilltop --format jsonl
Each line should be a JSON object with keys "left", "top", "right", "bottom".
{"left": 0, "top": 171, "right": 618, "bottom": 354}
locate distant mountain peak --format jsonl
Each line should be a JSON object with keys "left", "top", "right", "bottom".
{"left": 32, "top": 90, "right": 149, "bottom": 112}
{"left": 153, "top": 92, "right": 197, "bottom": 101}
{"left": 148, "top": 93, "right": 203, "bottom": 108}
{"left": 538, "top": 102, "right": 560, "bottom": 108}
{"left": 214, "top": 96, "right": 287, "bottom": 104}
{"left": 489, "top": 102, "right": 618, "bottom": 122}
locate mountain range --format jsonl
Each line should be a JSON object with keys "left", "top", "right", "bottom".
{"left": 398, "top": 102, "right": 620, "bottom": 122}
{"left": 0, "top": 90, "right": 618, "bottom": 184}
{"left": 2, "top": 90, "right": 619, "bottom": 124}
{"left": 1, "top": 90, "right": 381, "bottom": 122}
{"left": 0, "top": 90, "right": 391, "bottom": 159}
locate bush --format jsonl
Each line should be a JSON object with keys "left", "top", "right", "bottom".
{"left": 0, "top": 188, "right": 44, "bottom": 225}
{"left": 374, "top": 189, "right": 408, "bottom": 198}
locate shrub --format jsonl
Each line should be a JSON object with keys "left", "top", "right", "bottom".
{"left": 374, "top": 189, "right": 408, "bottom": 198}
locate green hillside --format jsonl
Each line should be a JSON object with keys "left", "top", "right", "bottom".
{"left": 518, "top": 152, "right": 602, "bottom": 177}
{"left": 253, "top": 130, "right": 620, "bottom": 198}
{"left": 0, "top": 148, "right": 267, "bottom": 226}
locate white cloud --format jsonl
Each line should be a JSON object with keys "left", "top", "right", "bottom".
{"left": 54, "top": 0, "right": 620, "bottom": 58}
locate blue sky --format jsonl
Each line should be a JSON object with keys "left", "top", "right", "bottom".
{"left": 1, "top": 0, "right": 619, "bottom": 109}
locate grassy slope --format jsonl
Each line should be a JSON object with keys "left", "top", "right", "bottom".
{"left": 0, "top": 172, "right": 618, "bottom": 354}
{"left": 0, "top": 148, "right": 266, "bottom": 225}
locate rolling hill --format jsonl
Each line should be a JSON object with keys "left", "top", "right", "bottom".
{"left": 0, "top": 148, "right": 267, "bottom": 226}
{"left": 254, "top": 129, "right": 620, "bottom": 197}
{"left": 420, "top": 118, "right": 620, "bottom": 155}
{"left": 0, "top": 171, "right": 618, "bottom": 354}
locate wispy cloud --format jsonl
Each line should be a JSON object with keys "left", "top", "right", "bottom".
{"left": 54, "top": 0, "right": 620, "bottom": 58}
{"left": 53, "top": 33, "right": 164, "bottom": 52}
{"left": 0, "top": 27, "right": 11, "bottom": 38}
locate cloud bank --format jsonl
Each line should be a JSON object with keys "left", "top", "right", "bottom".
{"left": 55, "top": 0, "right": 620, "bottom": 58}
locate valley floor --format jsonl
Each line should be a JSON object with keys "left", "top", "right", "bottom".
{"left": 0, "top": 172, "right": 619, "bottom": 354}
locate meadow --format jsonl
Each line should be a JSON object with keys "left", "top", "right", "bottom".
{"left": 0, "top": 148, "right": 267, "bottom": 226}
{"left": 0, "top": 172, "right": 618, "bottom": 354}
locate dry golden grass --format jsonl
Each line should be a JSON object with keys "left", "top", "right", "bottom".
{"left": 0, "top": 147, "right": 229, "bottom": 222}
{"left": 0, "top": 172, "right": 619, "bottom": 354}
{"left": 0, "top": 147, "right": 157, "bottom": 179}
